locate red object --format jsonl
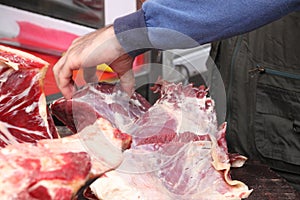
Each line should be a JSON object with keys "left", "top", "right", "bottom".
{"left": 0, "top": 45, "right": 59, "bottom": 147}
{"left": 14, "top": 21, "right": 79, "bottom": 96}
{"left": 16, "top": 21, "right": 78, "bottom": 52}
{"left": 0, "top": 141, "right": 91, "bottom": 199}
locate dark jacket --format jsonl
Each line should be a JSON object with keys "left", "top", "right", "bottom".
{"left": 210, "top": 11, "right": 300, "bottom": 190}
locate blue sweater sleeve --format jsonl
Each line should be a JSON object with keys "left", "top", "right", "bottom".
{"left": 114, "top": 0, "right": 300, "bottom": 57}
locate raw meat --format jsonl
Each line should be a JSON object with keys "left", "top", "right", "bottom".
{"left": 38, "top": 118, "right": 132, "bottom": 175}
{"left": 0, "top": 116, "right": 132, "bottom": 199}
{"left": 50, "top": 82, "right": 151, "bottom": 135}
{"left": 52, "top": 81, "right": 252, "bottom": 199}
{"left": 0, "top": 46, "right": 132, "bottom": 199}
{"left": 0, "top": 45, "right": 58, "bottom": 147}
{"left": 0, "top": 139, "right": 91, "bottom": 200}
{"left": 88, "top": 82, "right": 252, "bottom": 199}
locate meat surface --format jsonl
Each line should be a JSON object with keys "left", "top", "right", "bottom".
{"left": 0, "top": 140, "right": 91, "bottom": 200}
{"left": 50, "top": 82, "right": 151, "bottom": 134}
{"left": 0, "top": 45, "right": 58, "bottom": 147}
{"left": 51, "top": 81, "right": 252, "bottom": 199}
{"left": 0, "top": 46, "right": 133, "bottom": 199}
{"left": 88, "top": 82, "right": 252, "bottom": 200}
{"left": 0, "top": 116, "right": 132, "bottom": 200}
{"left": 38, "top": 118, "right": 132, "bottom": 175}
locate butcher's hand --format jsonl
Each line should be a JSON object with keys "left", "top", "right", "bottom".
{"left": 53, "top": 26, "right": 135, "bottom": 99}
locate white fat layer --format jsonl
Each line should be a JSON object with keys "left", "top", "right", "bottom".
{"left": 0, "top": 58, "right": 19, "bottom": 70}
{"left": 0, "top": 121, "right": 18, "bottom": 145}
{"left": 0, "top": 120, "right": 46, "bottom": 140}
{"left": 90, "top": 174, "right": 144, "bottom": 200}
{"left": 38, "top": 93, "right": 50, "bottom": 133}
{"left": 90, "top": 170, "right": 173, "bottom": 200}
{"left": 25, "top": 102, "right": 38, "bottom": 113}
{"left": 37, "top": 118, "right": 124, "bottom": 175}
{"left": 0, "top": 64, "right": 14, "bottom": 83}
{"left": 0, "top": 45, "right": 49, "bottom": 66}
{"left": 79, "top": 118, "right": 123, "bottom": 167}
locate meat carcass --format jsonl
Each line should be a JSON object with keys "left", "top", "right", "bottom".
{"left": 0, "top": 45, "right": 58, "bottom": 147}
{"left": 51, "top": 81, "right": 253, "bottom": 199}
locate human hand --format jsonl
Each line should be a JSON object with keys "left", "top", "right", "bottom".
{"left": 53, "top": 26, "right": 135, "bottom": 99}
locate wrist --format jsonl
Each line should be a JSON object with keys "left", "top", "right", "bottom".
{"left": 113, "top": 10, "right": 153, "bottom": 57}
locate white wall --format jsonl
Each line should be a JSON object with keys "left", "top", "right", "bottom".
{"left": 104, "top": 0, "right": 137, "bottom": 25}
{"left": 0, "top": 4, "right": 94, "bottom": 38}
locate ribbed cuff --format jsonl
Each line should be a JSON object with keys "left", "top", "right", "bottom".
{"left": 114, "top": 9, "right": 153, "bottom": 57}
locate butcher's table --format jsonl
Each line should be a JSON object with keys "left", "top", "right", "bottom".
{"left": 57, "top": 127, "right": 300, "bottom": 200}
{"left": 230, "top": 160, "right": 300, "bottom": 199}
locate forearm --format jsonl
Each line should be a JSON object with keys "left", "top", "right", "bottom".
{"left": 114, "top": 0, "right": 300, "bottom": 56}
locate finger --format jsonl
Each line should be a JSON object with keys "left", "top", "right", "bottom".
{"left": 58, "top": 69, "right": 76, "bottom": 100}
{"left": 119, "top": 69, "right": 135, "bottom": 96}
{"left": 53, "top": 56, "right": 76, "bottom": 99}
{"left": 53, "top": 55, "right": 65, "bottom": 79}
{"left": 52, "top": 55, "right": 66, "bottom": 88}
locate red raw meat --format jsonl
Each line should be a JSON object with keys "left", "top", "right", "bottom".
{"left": 0, "top": 140, "right": 91, "bottom": 200}
{"left": 51, "top": 81, "right": 252, "bottom": 199}
{"left": 0, "top": 115, "right": 132, "bottom": 199}
{"left": 130, "top": 82, "right": 216, "bottom": 147}
{"left": 0, "top": 46, "right": 133, "bottom": 199}
{"left": 0, "top": 45, "right": 58, "bottom": 147}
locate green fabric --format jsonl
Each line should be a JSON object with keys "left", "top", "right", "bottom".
{"left": 210, "top": 11, "right": 300, "bottom": 190}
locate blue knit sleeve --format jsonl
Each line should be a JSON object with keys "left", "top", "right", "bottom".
{"left": 114, "top": 0, "right": 300, "bottom": 57}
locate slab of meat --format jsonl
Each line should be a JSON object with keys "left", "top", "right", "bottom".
{"left": 0, "top": 46, "right": 132, "bottom": 199}
{"left": 0, "top": 45, "right": 58, "bottom": 147}
{"left": 50, "top": 82, "right": 151, "bottom": 134}
{"left": 38, "top": 118, "right": 132, "bottom": 175}
{"left": 51, "top": 81, "right": 252, "bottom": 199}
{"left": 88, "top": 82, "right": 252, "bottom": 199}
{"left": 0, "top": 139, "right": 91, "bottom": 200}
{"left": 0, "top": 116, "right": 132, "bottom": 200}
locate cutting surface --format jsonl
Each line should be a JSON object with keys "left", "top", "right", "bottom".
{"left": 231, "top": 160, "right": 300, "bottom": 199}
